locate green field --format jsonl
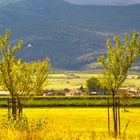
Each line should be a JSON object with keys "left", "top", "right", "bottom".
{"left": 0, "top": 73, "right": 140, "bottom": 91}
{"left": 46, "top": 73, "right": 140, "bottom": 90}
{"left": 47, "top": 73, "right": 96, "bottom": 89}
{"left": 0, "top": 107, "right": 140, "bottom": 140}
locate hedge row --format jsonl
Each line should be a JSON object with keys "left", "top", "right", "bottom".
{"left": 0, "top": 96, "right": 140, "bottom": 107}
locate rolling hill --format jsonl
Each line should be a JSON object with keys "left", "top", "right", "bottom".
{"left": 0, "top": 0, "right": 140, "bottom": 70}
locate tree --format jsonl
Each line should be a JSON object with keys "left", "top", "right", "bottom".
{"left": 98, "top": 32, "right": 140, "bottom": 137}
{"left": 86, "top": 76, "right": 107, "bottom": 94}
{"left": 0, "top": 31, "right": 49, "bottom": 119}
{"left": 12, "top": 59, "right": 49, "bottom": 117}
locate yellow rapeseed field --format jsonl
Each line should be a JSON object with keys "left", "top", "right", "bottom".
{"left": 0, "top": 107, "right": 140, "bottom": 140}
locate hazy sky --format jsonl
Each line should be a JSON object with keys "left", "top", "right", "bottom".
{"left": 64, "top": 0, "right": 140, "bottom": 5}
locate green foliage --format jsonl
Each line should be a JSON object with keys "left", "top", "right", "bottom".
{"left": 0, "top": 31, "right": 50, "bottom": 102}
{"left": 98, "top": 32, "right": 140, "bottom": 93}
{"left": 0, "top": 31, "right": 23, "bottom": 92}
{"left": 0, "top": 31, "right": 50, "bottom": 118}
{"left": 98, "top": 32, "right": 140, "bottom": 137}
{"left": 86, "top": 77, "right": 102, "bottom": 93}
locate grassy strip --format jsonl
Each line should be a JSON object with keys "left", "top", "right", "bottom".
{"left": 1, "top": 96, "right": 140, "bottom": 100}
{"left": 0, "top": 96, "right": 140, "bottom": 107}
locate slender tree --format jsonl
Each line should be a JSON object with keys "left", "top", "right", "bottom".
{"left": 0, "top": 31, "right": 23, "bottom": 118}
{"left": 0, "top": 31, "right": 50, "bottom": 119}
{"left": 98, "top": 32, "right": 140, "bottom": 137}
{"left": 12, "top": 59, "right": 49, "bottom": 117}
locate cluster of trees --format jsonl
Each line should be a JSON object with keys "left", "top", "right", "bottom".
{"left": 0, "top": 31, "right": 49, "bottom": 119}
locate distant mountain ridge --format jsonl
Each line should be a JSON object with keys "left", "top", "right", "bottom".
{"left": 1, "top": 0, "right": 140, "bottom": 6}
{"left": 64, "top": 0, "right": 140, "bottom": 5}
{"left": 0, "top": 0, "right": 140, "bottom": 70}
{"left": 0, "top": 0, "right": 21, "bottom": 6}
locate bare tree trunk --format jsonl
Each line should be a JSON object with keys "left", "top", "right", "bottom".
{"left": 11, "top": 94, "right": 17, "bottom": 119}
{"left": 8, "top": 98, "right": 11, "bottom": 119}
{"left": 18, "top": 99, "right": 23, "bottom": 118}
{"left": 112, "top": 95, "right": 121, "bottom": 138}
{"left": 108, "top": 94, "right": 110, "bottom": 135}
{"left": 118, "top": 98, "right": 121, "bottom": 135}
{"left": 112, "top": 92, "right": 118, "bottom": 138}
{"left": 115, "top": 98, "right": 118, "bottom": 136}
